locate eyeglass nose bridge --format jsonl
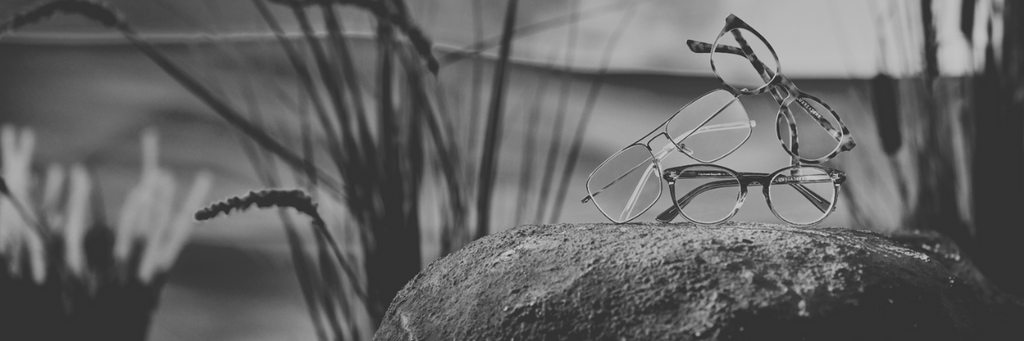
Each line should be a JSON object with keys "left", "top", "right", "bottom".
{"left": 775, "top": 85, "right": 792, "bottom": 101}
{"left": 646, "top": 132, "right": 689, "bottom": 160}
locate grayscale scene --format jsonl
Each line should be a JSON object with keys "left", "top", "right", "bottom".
{"left": 0, "top": 0, "right": 1021, "bottom": 340}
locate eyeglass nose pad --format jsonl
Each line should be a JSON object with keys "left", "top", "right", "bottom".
{"left": 677, "top": 142, "right": 694, "bottom": 156}
{"left": 647, "top": 134, "right": 678, "bottom": 160}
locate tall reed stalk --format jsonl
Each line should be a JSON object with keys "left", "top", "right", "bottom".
{"left": 473, "top": 0, "right": 518, "bottom": 240}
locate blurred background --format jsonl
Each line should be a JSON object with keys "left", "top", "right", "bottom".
{"left": 0, "top": 0, "right": 1020, "bottom": 340}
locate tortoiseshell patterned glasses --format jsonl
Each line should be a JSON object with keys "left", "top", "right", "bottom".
{"left": 656, "top": 164, "right": 846, "bottom": 226}
{"left": 689, "top": 14, "right": 856, "bottom": 164}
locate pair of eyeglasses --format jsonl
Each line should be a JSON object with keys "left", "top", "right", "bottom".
{"left": 689, "top": 14, "right": 856, "bottom": 164}
{"left": 581, "top": 89, "right": 755, "bottom": 223}
{"left": 656, "top": 164, "right": 846, "bottom": 226}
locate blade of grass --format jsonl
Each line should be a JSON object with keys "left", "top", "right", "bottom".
{"left": 314, "top": 233, "right": 349, "bottom": 341}
{"left": 406, "top": 52, "right": 430, "bottom": 233}
{"left": 298, "top": 86, "right": 318, "bottom": 187}
{"left": 377, "top": 16, "right": 401, "bottom": 227}
{"left": 474, "top": 0, "right": 519, "bottom": 239}
{"left": 512, "top": 72, "right": 552, "bottom": 225}
{"left": 238, "top": 82, "right": 278, "bottom": 184}
{"left": 465, "top": 0, "right": 485, "bottom": 158}
{"left": 403, "top": 60, "right": 426, "bottom": 224}
{"left": 281, "top": 212, "right": 331, "bottom": 341}
{"left": 513, "top": 68, "right": 553, "bottom": 228}
{"left": 549, "top": 4, "right": 639, "bottom": 223}
{"left": 394, "top": 46, "right": 427, "bottom": 277}
{"left": 415, "top": 70, "right": 469, "bottom": 255}
{"left": 534, "top": 0, "right": 581, "bottom": 224}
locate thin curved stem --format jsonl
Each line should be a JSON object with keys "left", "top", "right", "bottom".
{"left": 618, "top": 162, "right": 658, "bottom": 221}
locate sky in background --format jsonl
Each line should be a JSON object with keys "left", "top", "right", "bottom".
{"left": 1, "top": 0, "right": 994, "bottom": 78}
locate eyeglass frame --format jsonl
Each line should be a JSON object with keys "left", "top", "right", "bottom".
{"left": 656, "top": 163, "right": 846, "bottom": 226}
{"left": 690, "top": 14, "right": 856, "bottom": 165}
{"left": 581, "top": 88, "right": 756, "bottom": 223}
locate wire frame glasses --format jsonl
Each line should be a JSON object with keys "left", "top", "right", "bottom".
{"left": 656, "top": 164, "right": 846, "bottom": 226}
{"left": 689, "top": 14, "right": 856, "bottom": 164}
{"left": 583, "top": 89, "right": 755, "bottom": 223}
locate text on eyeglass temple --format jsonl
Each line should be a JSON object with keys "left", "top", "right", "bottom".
{"left": 773, "top": 175, "right": 829, "bottom": 183}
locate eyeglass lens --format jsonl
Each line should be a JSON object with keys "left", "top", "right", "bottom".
{"left": 586, "top": 145, "right": 662, "bottom": 222}
{"left": 665, "top": 89, "right": 752, "bottom": 163}
{"left": 671, "top": 165, "right": 741, "bottom": 224}
{"left": 778, "top": 97, "right": 844, "bottom": 161}
{"left": 768, "top": 167, "right": 836, "bottom": 224}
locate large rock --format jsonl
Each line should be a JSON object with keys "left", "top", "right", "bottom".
{"left": 374, "top": 222, "right": 994, "bottom": 341}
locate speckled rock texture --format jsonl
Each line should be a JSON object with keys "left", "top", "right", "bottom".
{"left": 374, "top": 222, "right": 992, "bottom": 341}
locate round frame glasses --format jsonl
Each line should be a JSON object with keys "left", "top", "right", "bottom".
{"left": 656, "top": 164, "right": 846, "bottom": 226}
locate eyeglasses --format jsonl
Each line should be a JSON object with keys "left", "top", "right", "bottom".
{"left": 582, "top": 89, "right": 755, "bottom": 223}
{"left": 655, "top": 164, "right": 846, "bottom": 226}
{"left": 582, "top": 14, "right": 857, "bottom": 224}
{"left": 688, "top": 14, "right": 856, "bottom": 164}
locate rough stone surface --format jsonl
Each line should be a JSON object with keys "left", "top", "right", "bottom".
{"left": 374, "top": 222, "right": 992, "bottom": 341}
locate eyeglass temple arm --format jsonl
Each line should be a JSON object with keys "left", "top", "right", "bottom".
{"left": 618, "top": 162, "right": 659, "bottom": 221}
{"left": 581, "top": 120, "right": 755, "bottom": 204}
{"left": 687, "top": 40, "right": 780, "bottom": 90}
{"left": 655, "top": 172, "right": 833, "bottom": 222}
{"left": 669, "top": 120, "right": 755, "bottom": 154}
{"left": 686, "top": 39, "right": 843, "bottom": 142}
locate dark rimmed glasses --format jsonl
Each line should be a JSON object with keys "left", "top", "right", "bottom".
{"left": 689, "top": 14, "right": 856, "bottom": 164}
{"left": 656, "top": 164, "right": 846, "bottom": 226}
{"left": 582, "top": 89, "right": 755, "bottom": 223}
